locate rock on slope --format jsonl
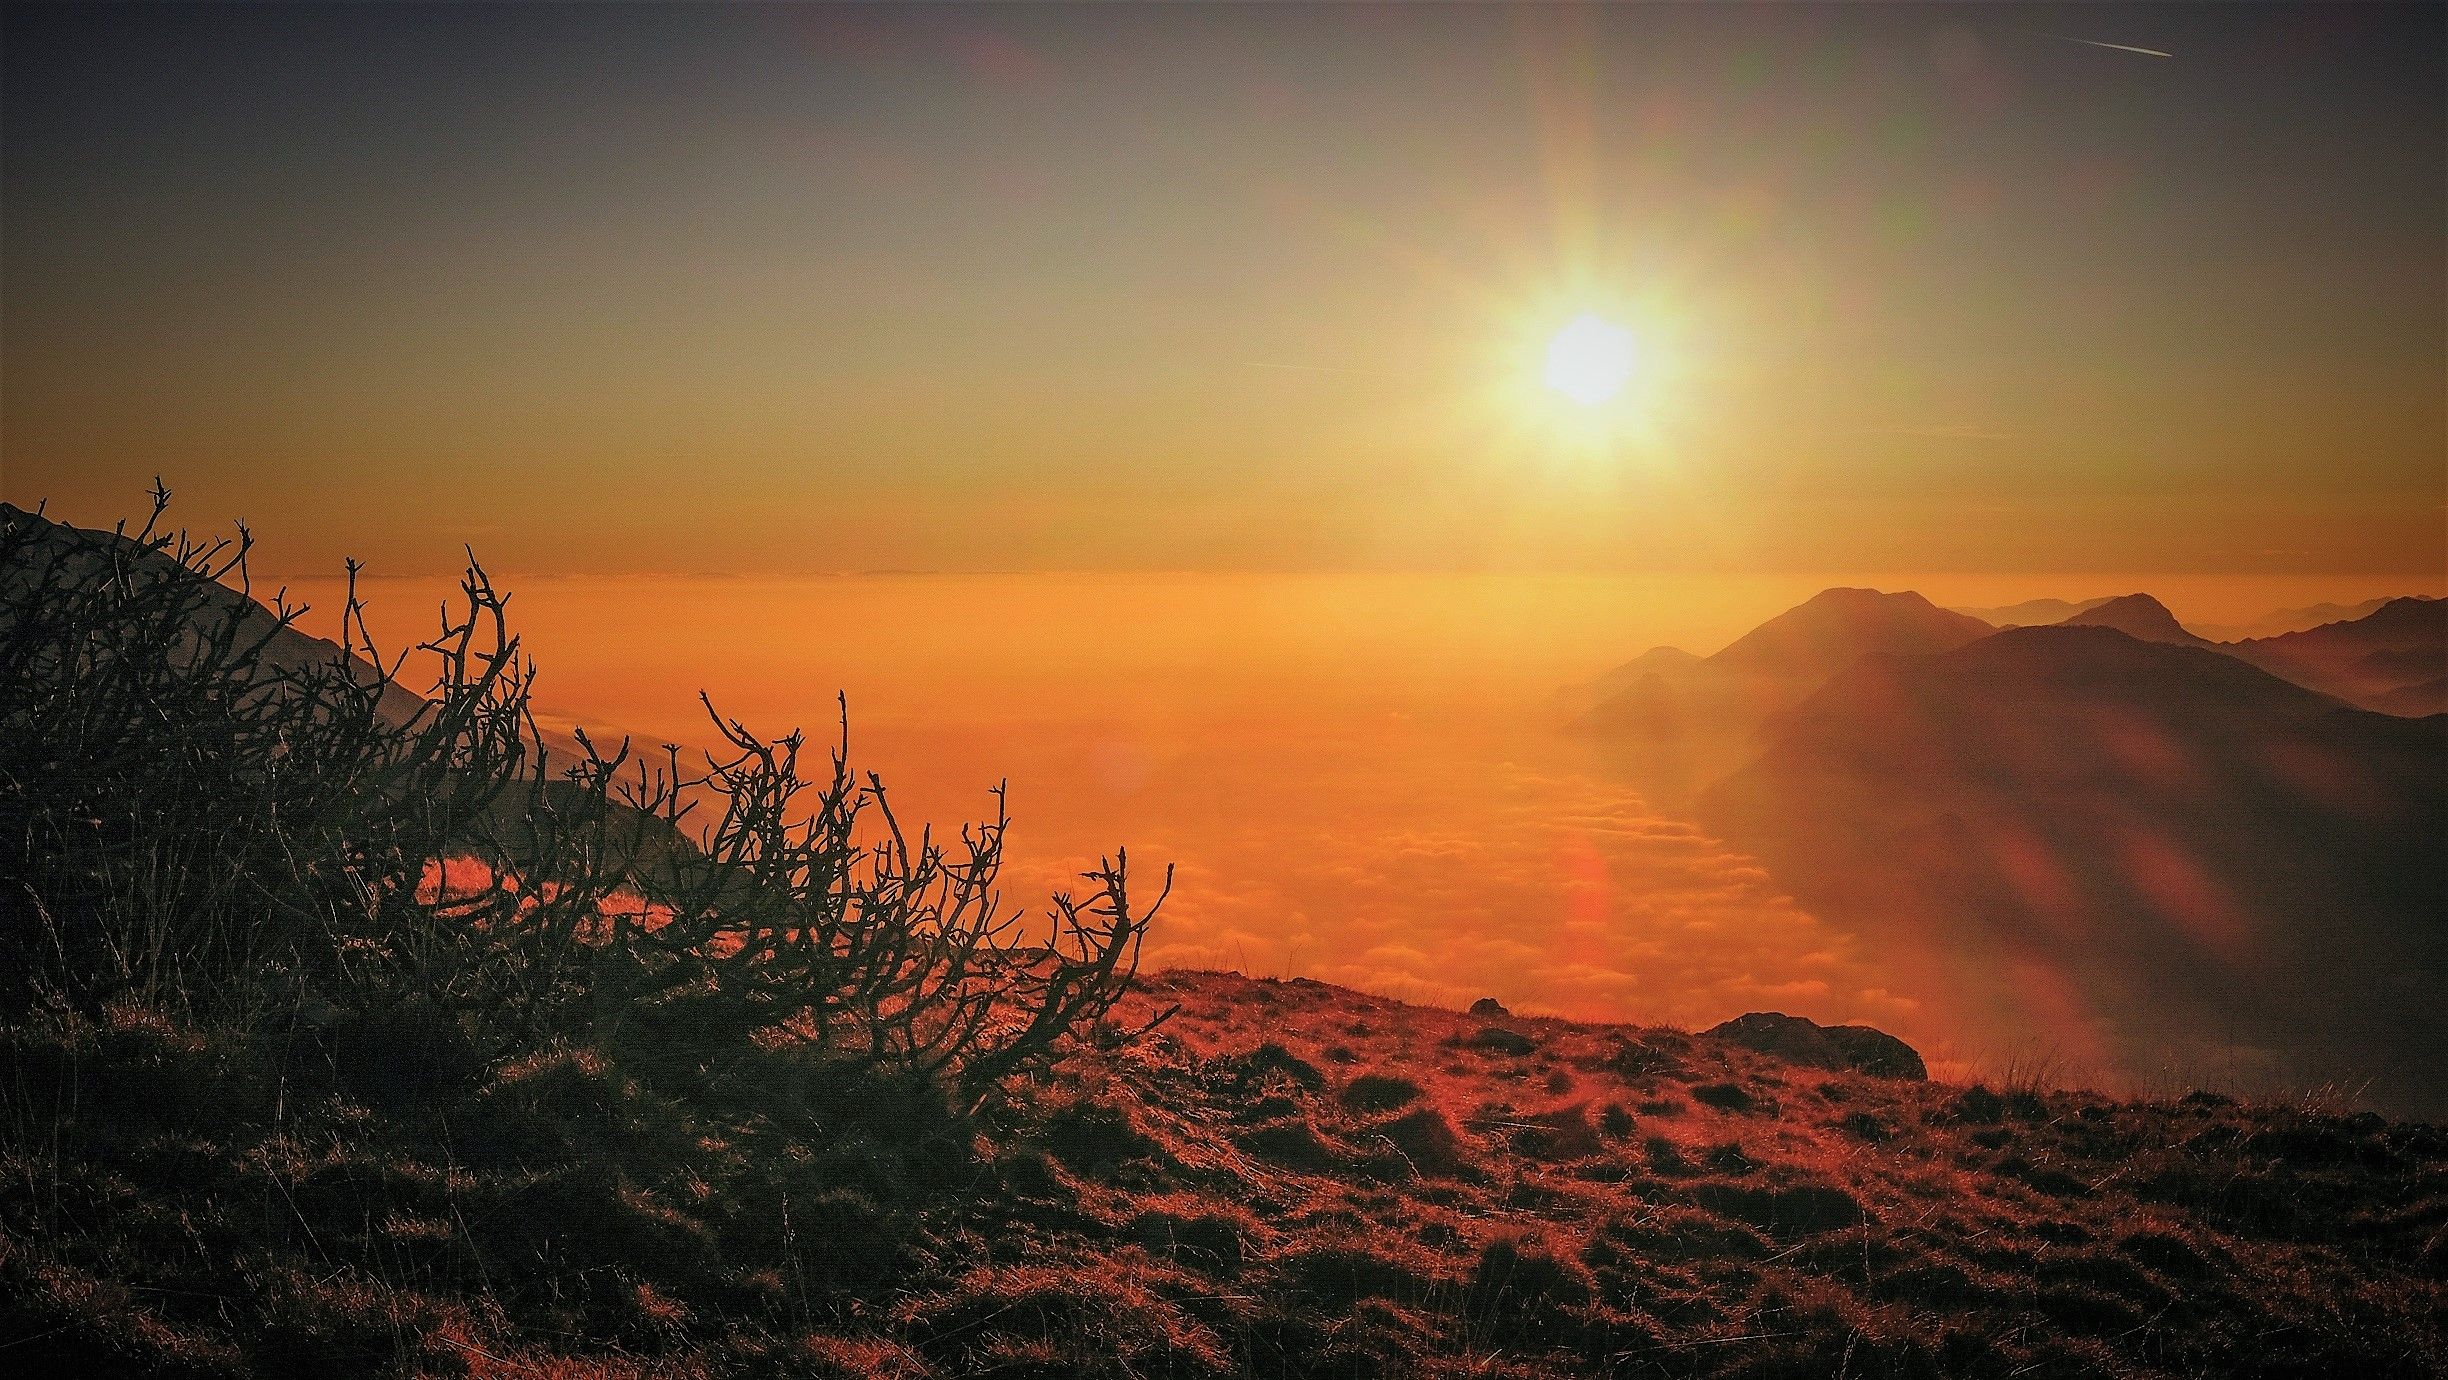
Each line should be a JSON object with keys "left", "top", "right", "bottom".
{"left": 1704, "top": 1010, "right": 1928, "bottom": 1079}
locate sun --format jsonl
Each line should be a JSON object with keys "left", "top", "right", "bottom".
{"left": 1543, "top": 313, "right": 1636, "bottom": 406}
{"left": 1476, "top": 295, "right": 1675, "bottom": 459}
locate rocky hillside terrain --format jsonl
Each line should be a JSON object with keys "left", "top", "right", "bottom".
{"left": 7, "top": 970, "right": 2442, "bottom": 1379}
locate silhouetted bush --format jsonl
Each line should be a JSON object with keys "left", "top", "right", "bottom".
{"left": 1, "top": 485, "right": 528, "bottom": 1020}
{"left": 0, "top": 485, "right": 1165, "bottom": 1103}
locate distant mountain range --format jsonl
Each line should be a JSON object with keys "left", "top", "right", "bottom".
{"left": 1711, "top": 587, "right": 1997, "bottom": 680}
{"left": 1571, "top": 585, "right": 2447, "bottom": 1114}
{"left": 1948, "top": 595, "right": 2116, "bottom": 627}
{"left": 2191, "top": 596, "right": 2398, "bottom": 643}
{"left": 2223, "top": 596, "right": 2447, "bottom": 717}
{"left": 1573, "top": 588, "right": 2444, "bottom": 775}
{"left": 1948, "top": 590, "right": 2444, "bottom": 713}
{"left": 1700, "top": 625, "right": 2445, "bottom": 1115}
{"left": 1951, "top": 595, "right": 2403, "bottom": 642}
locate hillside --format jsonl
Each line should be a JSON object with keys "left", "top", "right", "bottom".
{"left": 6, "top": 969, "right": 2443, "bottom": 1378}
{"left": 0, "top": 501, "right": 608, "bottom": 770}
{"left": 0, "top": 501, "right": 686, "bottom": 877}
{"left": 1552, "top": 645, "right": 1706, "bottom": 720}
{"left": 1701, "top": 625, "right": 2448, "bottom": 1117}
{"left": 0, "top": 500, "right": 432, "bottom": 729}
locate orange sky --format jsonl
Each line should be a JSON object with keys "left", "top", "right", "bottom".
{"left": 5, "top": 4, "right": 2442, "bottom": 584}
{"left": 2, "top": 6, "right": 2441, "bottom": 1082}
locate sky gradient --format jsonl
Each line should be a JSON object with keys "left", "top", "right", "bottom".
{"left": 6, "top": 2, "right": 2442, "bottom": 582}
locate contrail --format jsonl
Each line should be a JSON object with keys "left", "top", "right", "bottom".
{"left": 2041, "top": 33, "right": 2173, "bottom": 59}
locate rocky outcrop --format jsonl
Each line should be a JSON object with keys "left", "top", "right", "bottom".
{"left": 1704, "top": 1012, "right": 1927, "bottom": 1080}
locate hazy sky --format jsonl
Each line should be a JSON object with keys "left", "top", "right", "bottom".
{"left": 6, "top": 2, "right": 2442, "bottom": 580}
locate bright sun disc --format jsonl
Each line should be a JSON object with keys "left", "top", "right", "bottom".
{"left": 1543, "top": 313, "right": 1636, "bottom": 406}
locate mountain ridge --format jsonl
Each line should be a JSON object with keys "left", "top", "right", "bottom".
{"left": 2223, "top": 595, "right": 2446, "bottom": 715}
{"left": 1568, "top": 588, "right": 1996, "bottom": 803}
{"left": 2052, "top": 592, "right": 2212, "bottom": 646}
{"left": 1698, "top": 623, "right": 2447, "bottom": 1117}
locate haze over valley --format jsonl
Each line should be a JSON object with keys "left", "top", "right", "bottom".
{"left": 241, "top": 560, "right": 2442, "bottom": 1109}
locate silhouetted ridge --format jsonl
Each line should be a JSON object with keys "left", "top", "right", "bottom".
{"left": 2054, "top": 592, "right": 2211, "bottom": 646}
{"left": 1, "top": 501, "right": 431, "bottom": 728}
{"left": 1569, "top": 587, "right": 1997, "bottom": 804}
{"left": 1798, "top": 623, "right": 2345, "bottom": 727}
{"left": 2223, "top": 595, "right": 2446, "bottom": 714}
{"left": 2194, "top": 596, "right": 2396, "bottom": 642}
{"left": 1709, "top": 587, "right": 1994, "bottom": 679}
{"left": 1701, "top": 623, "right": 2447, "bottom": 1117}
{"left": 1948, "top": 595, "right": 2112, "bottom": 627}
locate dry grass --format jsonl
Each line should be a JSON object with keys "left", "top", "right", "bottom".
{"left": 7, "top": 969, "right": 2442, "bottom": 1377}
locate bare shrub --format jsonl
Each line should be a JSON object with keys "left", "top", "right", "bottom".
{"left": 0, "top": 483, "right": 527, "bottom": 1017}
{"left": 0, "top": 485, "right": 1162, "bottom": 1104}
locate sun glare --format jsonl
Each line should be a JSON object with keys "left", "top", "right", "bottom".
{"left": 1543, "top": 313, "right": 1636, "bottom": 406}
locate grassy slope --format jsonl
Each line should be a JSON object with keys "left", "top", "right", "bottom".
{"left": 5, "top": 970, "right": 2443, "bottom": 1379}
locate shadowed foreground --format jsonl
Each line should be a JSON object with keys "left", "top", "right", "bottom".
{"left": 6, "top": 969, "right": 2441, "bottom": 1379}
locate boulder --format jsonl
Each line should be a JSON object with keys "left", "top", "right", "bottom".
{"left": 1704, "top": 1012, "right": 1926, "bottom": 1080}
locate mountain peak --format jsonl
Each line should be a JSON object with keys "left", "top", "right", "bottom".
{"left": 2365, "top": 594, "right": 2445, "bottom": 627}
{"left": 1797, "top": 586, "right": 1939, "bottom": 611}
{"left": 1709, "top": 588, "right": 1992, "bottom": 678}
{"left": 2055, "top": 592, "right": 2209, "bottom": 646}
